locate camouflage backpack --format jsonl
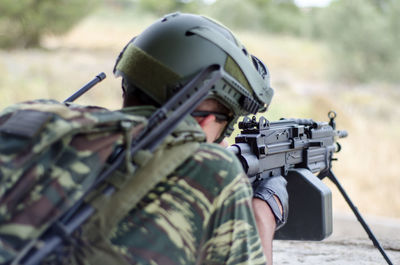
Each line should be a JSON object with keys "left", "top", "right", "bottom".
{"left": 0, "top": 99, "right": 150, "bottom": 262}
{"left": 0, "top": 99, "right": 205, "bottom": 264}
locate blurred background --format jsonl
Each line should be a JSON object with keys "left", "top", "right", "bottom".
{"left": 0, "top": 0, "right": 399, "bottom": 223}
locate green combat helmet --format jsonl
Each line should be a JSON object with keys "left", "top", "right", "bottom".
{"left": 113, "top": 12, "right": 274, "bottom": 138}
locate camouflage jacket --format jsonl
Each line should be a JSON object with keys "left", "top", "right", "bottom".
{"left": 107, "top": 107, "right": 267, "bottom": 265}
{"left": 0, "top": 104, "right": 266, "bottom": 265}
{"left": 109, "top": 142, "right": 267, "bottom": 265}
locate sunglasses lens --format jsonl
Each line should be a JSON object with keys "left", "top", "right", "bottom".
{"left": 192, "top": 111, "right": 230, "bottom": 122}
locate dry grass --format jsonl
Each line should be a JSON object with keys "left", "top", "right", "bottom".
{"left": 0, "top": 10, "right": 399, "bottom": 220}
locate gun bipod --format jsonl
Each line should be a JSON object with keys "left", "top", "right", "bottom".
{"left": 319, "top": 170, "right": 394, "bottom": 265}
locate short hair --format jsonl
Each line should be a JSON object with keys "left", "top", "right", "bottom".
{"left": 122, "top": 78, "right": 160, "bottom": 107}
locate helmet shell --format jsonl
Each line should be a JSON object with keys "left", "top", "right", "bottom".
{"left": 114, "top": 12, "right": 273, "bottom": 126}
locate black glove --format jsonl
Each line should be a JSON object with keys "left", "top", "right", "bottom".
{"left": 252, "top": 176, "right": 289, "bottom": 230}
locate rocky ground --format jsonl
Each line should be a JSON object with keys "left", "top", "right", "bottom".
{"left": 274, "top": 213, "right": 400, "bottom": 264}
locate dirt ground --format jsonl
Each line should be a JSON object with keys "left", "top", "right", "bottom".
{"left": 273, "top": 213, "right": 400, "bottom": 264}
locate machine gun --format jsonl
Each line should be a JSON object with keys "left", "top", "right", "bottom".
{"left": 228, "top": 112, "right": 394, "bottom": 265}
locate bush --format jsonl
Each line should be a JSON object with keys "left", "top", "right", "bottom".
{"left": 203, "top": 0, "right": 304, "bottom": 34}
{"left": 132, "top": 0, "right": 205, "bottom": 16}
{"left": 203, "top": 0, "right": 264, "bottom": 31}
{"left": 0, "top": 0, "right": 96, "bottom": 48}
{"left": 311, "top": 0, "right": 400, "bottom": 82}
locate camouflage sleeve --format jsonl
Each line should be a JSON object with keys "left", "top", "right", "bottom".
{"left": 195, "top": 144, "right": 266, "bottom": 265}
{"left": 109, "top": 143, "right": 266, "bottom": 265}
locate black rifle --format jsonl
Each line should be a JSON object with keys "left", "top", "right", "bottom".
{"left": 12, "top": 65, "right": 223, "bottom": 265}
{"left": 228, "top": 113, "right": 393, "bottom": 265}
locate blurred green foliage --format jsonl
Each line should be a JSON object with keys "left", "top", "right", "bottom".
{"left": 204, "top": 0, "right": 303, "bottom": 35}
{"left": 129, "top": 0, "right": 303, "bottom": 35}
{"left": 135, "top": 0, "right": 204, "bottom": 15}
{"left": 0, "top": 0, "right": 95, "bottom": 48}
{"left": 310, "top": 0, "right": 400, "bottom": 82}
{"left": 131, "top": 0, "right": 400, "bottom": 83}
{"left": 1, "top": 0, "right": 399, "bottom": 83}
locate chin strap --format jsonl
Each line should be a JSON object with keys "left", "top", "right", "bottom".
{"left": 213, "top": 116, "right": 238, "bottom": 144}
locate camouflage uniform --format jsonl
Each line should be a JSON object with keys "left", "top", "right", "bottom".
{"left": 107, "top": 107, "right": 266, "bottom": 265}
{"left": 109, "top": 12, "right": 273, "bottom": 263}
{"left": 0, "top": 104, "right": 266, "bottom": 265}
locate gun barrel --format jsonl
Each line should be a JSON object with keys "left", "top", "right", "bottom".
{"left": 64, "top": 72, "right": 106, "bottom": 103}
{"left": 227, "top": 145, "right": 239, "bottom": 155}
{"left": 337, "top": 130, "right": 348, "bottom": 138}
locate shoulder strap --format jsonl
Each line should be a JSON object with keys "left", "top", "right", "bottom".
{"left": 70, "top": 117, "right": 204, "bottom": 265}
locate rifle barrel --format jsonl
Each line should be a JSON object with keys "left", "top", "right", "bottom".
{"left": 64, "top": 72, "right": 106, "bottom": 103}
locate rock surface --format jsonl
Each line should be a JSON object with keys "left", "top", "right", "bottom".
{"left": 274, "top": 213, "right": 400, "bottom": 264}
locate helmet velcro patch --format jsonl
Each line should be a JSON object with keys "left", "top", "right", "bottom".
{"left": 114, "top": 45, "right": 181, "bottom": 104}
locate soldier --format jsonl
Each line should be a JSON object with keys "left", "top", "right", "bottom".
{"left": 0, "top": 12, "right": 288, "bottom": 265}
{"left": 109, "top": 12, "right": 288, "bottom": 265}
